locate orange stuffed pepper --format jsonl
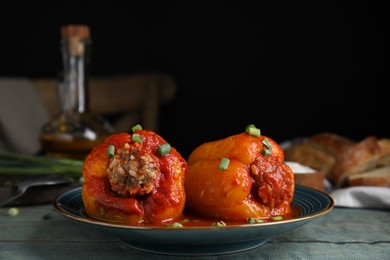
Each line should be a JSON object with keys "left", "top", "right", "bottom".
{"left": 185, "top": 125, "right": 294, "bottom": 221}
{"left": 82, "top": 127, "right": 188, "bottom": 225}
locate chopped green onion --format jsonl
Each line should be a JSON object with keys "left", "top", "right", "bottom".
{"left": 249, "top": 127, "right": 260, "bottom": 137}
{"left": 132, "top": 124, "right": 143, "bottom": 132}
{"left": 245, "top": 124, "right": 261, "bottom": 137}
{"left": 245, "top": 124, "right": 256, "bottom": 132}
{"left": 261, "top": 148, "right": 272, "bottom": 156}
{"left": 261, "top": 138, "right": 272, "bottom": 156}
{"left": 132, "top": 134, "right": 143, "bottom": 143}
{"left": 248, "top": 217, "right": 265, "bottom": 224}
{"left": 248, "top": 217, "right": 256, "bottom": 224}
{"left": 211, "top": 221, "right": 227, "bottom": 227}
{"left": 272, "top": 215, "right": 283, "bottom": 221}
{"left": 107, "top": 145, "right": 115, "bottom": 158}
{"left": 262, "top": 138, "right": 272, "bottom": 149}
{"left": 218, "top": 157, "right": 230, "bottom": 171}
{"left": 158, "top": 143, "right": 171, "bottom": 156}
{"left": 8, "top": 207, "right": 19, "bottom": 217}
{"left": 0, "top": 152, "right": 83, "bottom": 180}
{"left": 170, "top": 222, "right": 183, "bottom": 228}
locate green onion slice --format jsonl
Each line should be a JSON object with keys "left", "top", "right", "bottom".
{"left": 261, "top": 138, "right": 272, "bottom": 156}
{"left": 218, "top": 157, "right": 230, "bottom": 171}
{"left": 245, "top": 124, "right": 256, "bottom": 132}
{"left": 211, "top": 220, "right": 226, "bottom": 227}
{"left": 245, "top": 124, "right": 261, "bottom": 137}
{"left": 8, "top": 207, "right": 20, "bottom": 217}
{"left": 107, "top": 145, "right": 115, "bottom": 158}
{"left": 170, "top": 222, "right": 183, "bottom": 228}
{"left": 272, "top": 215, "right": 283, "bottom": 221}
{"left": 132, "top": 134, "right": 143, "bottom": 143}
{"left": 248, "top": 217, "right": 265, "bottom": 224}
{"left": 262, "top": 138, "right": 272, "bottom": 149}
{"left": 132, "top": 124, "right": 142, "bottom": 132}
{"left": 158, "top": 143, "right": 171, "bottom": 156}
{"left": 261, "top": 148, "right": 272, "bottom": 156}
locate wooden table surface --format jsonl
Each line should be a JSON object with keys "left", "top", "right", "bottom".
{"left": 1, "top": 203, "right": 389, "bottom": 259}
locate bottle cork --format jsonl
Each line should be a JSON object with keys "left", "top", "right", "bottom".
{"left": 61, "top": 24, "right": 90, "bottom": 39}
{"left": 61, "top": 24, "right": 90, "bottom": 57}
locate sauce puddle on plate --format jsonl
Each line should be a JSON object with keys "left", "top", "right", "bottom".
{"left": 85, "top": 205, "right": 300, "bottom": 228}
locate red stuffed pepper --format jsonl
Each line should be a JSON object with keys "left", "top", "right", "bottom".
{"left": 82, "top": 128, "right": 188, "bottom": 225}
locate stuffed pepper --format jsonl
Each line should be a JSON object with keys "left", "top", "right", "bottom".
{"left": 82, "top": 125, "right": 188, "bottom": 225}
{"left": 185, "top": 124, "right": 294, "bottom": 221}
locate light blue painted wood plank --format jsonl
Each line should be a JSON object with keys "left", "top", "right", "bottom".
{"left": 1, "top": 241, "right": 389, "bottom": 259}
{"left": 1, "top": 204, "right": 390, "bottom": 259}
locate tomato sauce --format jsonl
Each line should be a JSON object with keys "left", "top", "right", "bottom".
{"left": 161, "top": 206, "right": 300, "bottom": 227}
{"left": 84, "top": 205, "right": 300, "bottom": 227}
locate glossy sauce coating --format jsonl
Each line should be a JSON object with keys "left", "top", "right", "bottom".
{"left": 82, "top": 130, "right": 188, "bottom": 225}
{"left": 185, "top": 132, "right": 294, "bottom": 221}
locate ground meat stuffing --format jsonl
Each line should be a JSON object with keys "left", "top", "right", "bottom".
{"left": 106, "top": 143, "right": 159, "bottom": 197}
{"left": 250, "top": 155, "right": 294, "bottom": 209}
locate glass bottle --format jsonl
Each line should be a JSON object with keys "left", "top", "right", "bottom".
{"left": 40, "top": 24, "right": 113, "bottom": 160}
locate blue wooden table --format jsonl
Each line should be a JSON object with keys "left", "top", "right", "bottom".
{"left": 1, "top": 204, "right": 389, "bottom": 259}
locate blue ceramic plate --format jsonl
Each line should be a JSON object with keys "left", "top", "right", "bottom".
{"left": 53, "top": 185, "right": 334, "bottom": 256}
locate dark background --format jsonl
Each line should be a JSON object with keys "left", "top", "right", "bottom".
{"left": 0, "top": 2, "right": 386, "bottom": 158}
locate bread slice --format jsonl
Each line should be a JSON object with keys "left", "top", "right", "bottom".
{"left": 348, "top": 166, "right": 390, "bottom": 187}
{"left": 377, "top": 138, "right": 390, "bottom": 167}
{"left": 284, "top": 142, "right": 336, "bottom": 175}
{"left": 330, "top": 136, "right": 382, "bottom": 187}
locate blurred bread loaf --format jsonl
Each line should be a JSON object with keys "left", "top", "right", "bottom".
{"left": 283, "top": 133, "right": 354, "bottom": 177}
{"left": 283, "top": 142, "right": 335, "bottom": 174}
{"left": 329, "top": 136, "right": 381, "bottom": 187}
{"left": 377, "top": 138, "right": 390, "bottom": 167}
{"left": 347, "top": 167, "right": 390, "bottom": 187}
{"left": 308, "top": 133, "right": 355, "bottom": 155}
{"left": 284, "top": 133, "right": 390, "bottom": 188}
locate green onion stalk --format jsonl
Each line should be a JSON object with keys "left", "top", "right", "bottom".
{"left": 0, "top": 152, "right": 83, "bottom": 181}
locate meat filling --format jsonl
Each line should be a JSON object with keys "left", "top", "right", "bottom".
{"left": 250, "top": 155, "right": 294, "bottom": 210}
{"left": 106, "top": 143, "right": 159, "bottom": 197}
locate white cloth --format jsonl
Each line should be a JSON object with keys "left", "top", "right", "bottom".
{"left": 330, "top": 186, "right": 390, "bottom": 210}
{"left": 0, "top": 78, "right": 49, "bottom": 155}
